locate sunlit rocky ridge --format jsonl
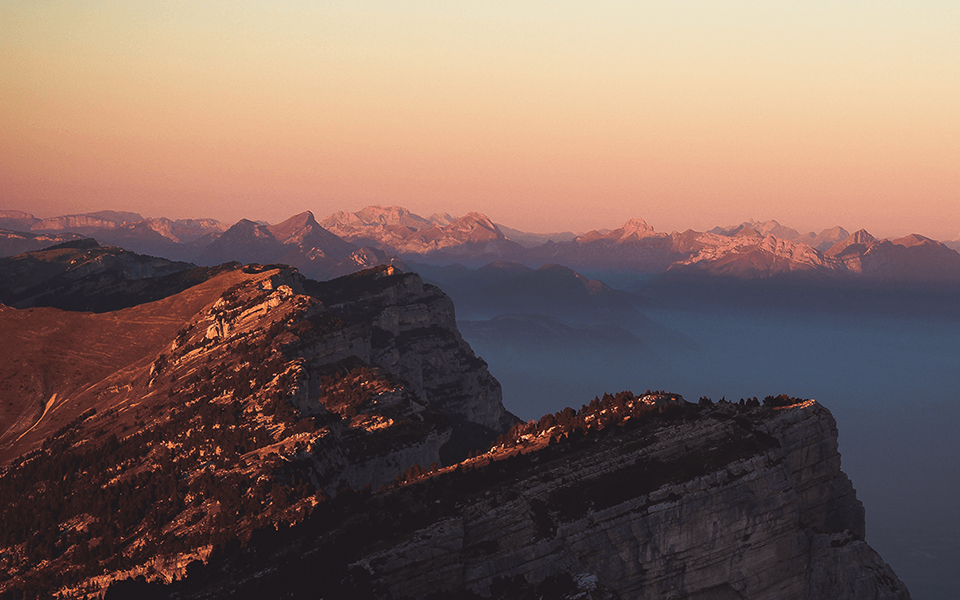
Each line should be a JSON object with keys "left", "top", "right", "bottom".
{"left": 0, "top": 206, "right": 948, "bottom": 598}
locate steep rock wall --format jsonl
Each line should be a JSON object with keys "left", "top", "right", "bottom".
{"left": 303, "top": 268, "right": 517, "bottom": 444}
{"left": 348, "top": 401, "right": 908, "bottom": 600}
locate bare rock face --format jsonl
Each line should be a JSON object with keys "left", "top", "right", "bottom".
{"left": 191, "top": 396, "right": 907, "bottom": 600}
{"left": 303, "top": 267, "right": 517, "bottom": 443}
{"left": 348, "top": 400, "right": 908, "bottom": 600}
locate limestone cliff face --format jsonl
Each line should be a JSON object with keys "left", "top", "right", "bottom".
{"left": 302, "top": 268, "right": 517, "bottom": 435}
{"left": 348, "top": 399, "right": 908, "bottom": 600}
{"left": 1, "top": 259, "right": 908, "bottom": 599}
{"left": 152, "top": 397, "right": 909, "bottom": 600}
{"left": 173, "top": 265, "right": 514, "bottom": 490}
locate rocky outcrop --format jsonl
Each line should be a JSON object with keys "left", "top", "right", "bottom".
{"left": 340, "top": 399, "right": 907, "bottom": 600}
{"left": 304, "top": 267, "right": 516, "bottom": 439}
{"left": 172, "top": 396, "right": 907, "bottom": 600}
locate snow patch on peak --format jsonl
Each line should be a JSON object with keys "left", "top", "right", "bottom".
{"left": 673, "top": 232, "right": 834, "bottom": 277}
{"left": 447, "top": 213, "right": 503, "bottom": 238}
{"left": 620, "top": 218, "right": 655, "bottom": 237}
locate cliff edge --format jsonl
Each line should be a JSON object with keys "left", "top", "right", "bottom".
{"left": 155, "top": 394, "right": 910, "bottom": 600}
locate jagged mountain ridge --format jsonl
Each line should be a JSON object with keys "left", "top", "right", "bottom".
{"left": 707, "top": 219, "right": 849, "bottom": 252}
{"left": 4, "top": 207, "right": 959, "bottom": 283}
{"left": 321, "top": 206, "right": 527, "bottom": 264}
{"left": 822, "top": 230, "right": 960, "bottom": 282}
{"left": 665, "top": 228, "right": 960, "bottom": 282}
{"left": 193, "top": 211, "right": 400, "bottom": 280}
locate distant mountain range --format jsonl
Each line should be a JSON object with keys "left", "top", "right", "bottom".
{"left": 4, "top": 207, "right": 960, "bottom": 284}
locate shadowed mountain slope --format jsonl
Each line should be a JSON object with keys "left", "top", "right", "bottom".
{"left": 0, "top": 228, "right": 88, "bottom": 257}
{"left": 0, "top": 239, "right": 234, "bottom": 313}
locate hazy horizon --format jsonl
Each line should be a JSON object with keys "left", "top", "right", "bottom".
{"left": 2, "top": 2, "right": 958, "bottom": 240}
{"left": 4, "top": 203, "right": 959, "bottom": 244}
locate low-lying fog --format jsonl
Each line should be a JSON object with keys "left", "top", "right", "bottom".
{"left": 452, "top": 275, "right": 959, "bottom": 600}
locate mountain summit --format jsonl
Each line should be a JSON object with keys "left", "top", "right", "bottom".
{"left": 576, "top": 217, "right": 657, "bottom": 244}
{"left": 267, "top": 211, "right": 356, "bottom": 262}
{"left": 321, "top": 206, "right": 522, "bottom": 263}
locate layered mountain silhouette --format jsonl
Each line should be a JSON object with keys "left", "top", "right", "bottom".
{"left": 414, "top": 261, "right": 669, "bottom": 335}
{"left": 0, "top": 228, "right": 87, "bottom": 257}
{"left": 0, "top": 238, "right": 235, "bottom": 312}
{"left": 823, "top": 230, "right": 960, "bottom": 282}
{"left": 0, "top": 210, "right": 226, "bottom": 261}
{"left": 5, "top": 207, "right": 960, "bottom": 286}
{"left": 493, "top": 224, "right": 578, "bottom": 248}
{"left": 194, "top": 211, "right": 389, "bottom": 279}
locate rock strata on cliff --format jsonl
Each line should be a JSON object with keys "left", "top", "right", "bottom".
{"left": 161, "top": 395, "right": 909, "bottom": 600}
{"left": 303, "top": 267, "right": 516, "bottom": 454}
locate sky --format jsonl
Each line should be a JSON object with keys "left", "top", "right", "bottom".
{"left": 2, "top": 1, "right": 958, "bottom": 239}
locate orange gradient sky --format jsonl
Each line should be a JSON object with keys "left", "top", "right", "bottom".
{"left": 2, "top": 1, "right": 958, "bottom": 239}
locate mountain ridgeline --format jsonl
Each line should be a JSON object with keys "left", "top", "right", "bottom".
{"left": 0, "top": 242, "right": 911, "bottom": 598}
{"left": 4, "top": 208, "right": 960, "bottom": 285}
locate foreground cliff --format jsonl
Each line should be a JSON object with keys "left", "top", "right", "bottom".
{"left": 121, "top": 394, "right": 909, "bottom": 600}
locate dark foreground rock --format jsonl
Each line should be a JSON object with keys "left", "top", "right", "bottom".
{"left": 133, "top": 395, "right": 909, "bottom": 600}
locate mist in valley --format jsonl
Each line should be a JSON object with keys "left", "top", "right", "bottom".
{"left": 442, "top": 268, "right": 960, "bottom": 600}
